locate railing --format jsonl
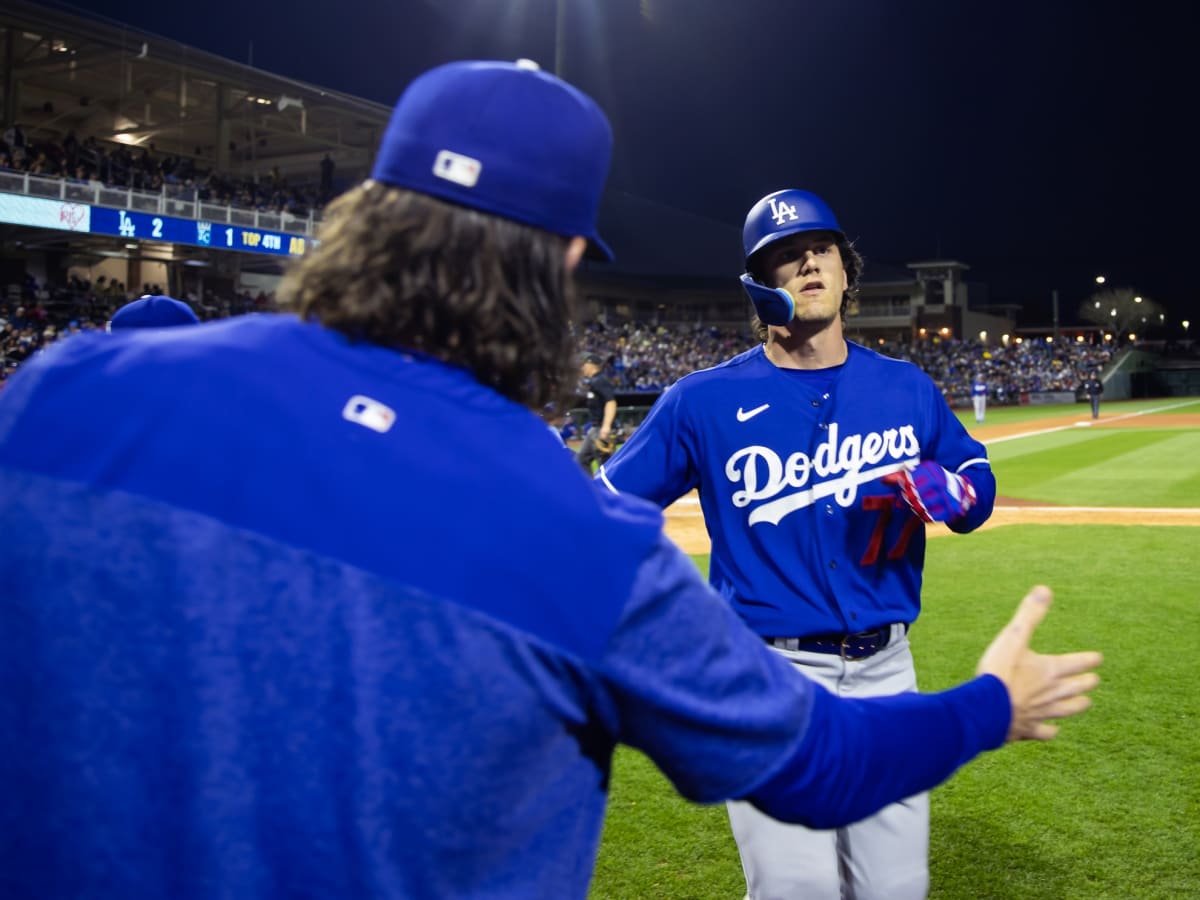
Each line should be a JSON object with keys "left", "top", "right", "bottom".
{"left": 0, "top": 169, "right": 322, "bottom": 238}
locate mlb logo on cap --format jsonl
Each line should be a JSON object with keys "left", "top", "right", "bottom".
{"left": 370, "top": 59, "right": 614, "bottom": 261}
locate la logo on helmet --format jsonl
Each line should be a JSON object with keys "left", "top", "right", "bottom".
{"left": 768, "top": 198, "right": 800, "bottom": 226}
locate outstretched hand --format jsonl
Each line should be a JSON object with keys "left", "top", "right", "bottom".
{"left": 976, "top": 585, "right": 1103, "bottom": 742}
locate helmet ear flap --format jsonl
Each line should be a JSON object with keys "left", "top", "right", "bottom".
{"left": 740, "top": 273, "right": 794, "bottom": 326}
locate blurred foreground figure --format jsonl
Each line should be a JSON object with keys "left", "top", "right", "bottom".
{"left": 0, "top": 59, "right": 1100, "bottom": 900}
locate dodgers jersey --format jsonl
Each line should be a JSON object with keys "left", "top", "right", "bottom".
{"left": 0, "top": 316, "right": 1009, "bottom": 898}
{"left": 600, "top": 341, "right": 995, "bottom": 638}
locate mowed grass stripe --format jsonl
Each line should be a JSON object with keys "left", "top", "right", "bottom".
{"left": 991, "top": 430, "right": 1200, "bottom": 507}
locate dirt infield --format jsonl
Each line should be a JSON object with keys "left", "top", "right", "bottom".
{"left": 662, "top": 409, "right": 1200, "bottom": 554}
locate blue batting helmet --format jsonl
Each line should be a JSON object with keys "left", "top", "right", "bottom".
{"left": 742, "top": 189, "right": 844, "bottom": 264}
{"left": 740, "top": 189, "right": 845, "bottom": 326}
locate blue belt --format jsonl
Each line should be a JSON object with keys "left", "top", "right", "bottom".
{"left": 764, "top": 624, "right": 898, "bottom": 660}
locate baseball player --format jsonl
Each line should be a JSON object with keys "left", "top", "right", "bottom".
{"left": 107, "top": 293, "right": 200, "bottom": 330}
{"left": 1082, "top": 369, "right": 1104, "bottom": 418}
{"left": 0, "top": 67, "right": 1098, "bottom": 899}
{"left": 599, "top": 189, "right": 998, "bottom": 900}
{"left": 972, "top": 372, "right": 988, "bottom": 423}
{"left": 576, "top": 351, "right": 618, "bottom": 471}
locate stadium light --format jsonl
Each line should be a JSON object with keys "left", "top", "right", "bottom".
{"left": 1095, "top": 275, "right": 1106, "bottom": 284}
{"left": 1094, "top": 301, "right": 1101, "bottom": 308}
{"left": 1001, "top": 333, "right": 1010, "bottom": 346}
{"left": 1045, "top": 336, "right": 1053, "bottom": 344}
{"left": 1184, "top": 320, "right": 1191, "bottom": 334}
{"left": 1134, "top": 296, "right": 1143, "bottom": 303}
{"left": 1076, "top": 335, "right": 1085, "bottom": 342}
{"left": 1110, "top": 308, "right": 1117, "bottom": 317}
{"left": 1129, "top": 333, "right": 1137, "bottom": 341}
{"left": 979, "top": 330, "right": 987, "bottom": 342}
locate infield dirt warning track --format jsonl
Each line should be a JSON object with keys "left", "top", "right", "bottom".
{"left": 661, "top": 409, "right": 1200, "bottom": 555}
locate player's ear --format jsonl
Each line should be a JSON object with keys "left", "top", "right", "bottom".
{"left": 565, "top": 236, "right": 587, "bottom": 271}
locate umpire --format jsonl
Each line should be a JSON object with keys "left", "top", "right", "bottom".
{"left": 1083, "top": 368, "right": 1104, "bottom": 419}
{"left": 576, "top": 351, "right": 618, "bottom": 472}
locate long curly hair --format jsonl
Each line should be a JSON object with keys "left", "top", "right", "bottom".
{"left": 278, "top": 181, "right": 580, "bottom": 411}
{"left": 747, "top": 237, "right": 864, "bottom": 343}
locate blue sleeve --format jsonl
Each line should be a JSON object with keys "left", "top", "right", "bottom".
{"left": 951, "top": 462, "right": 995, "bottom": 533}
{"left": 595, "top": 533, "right": 1013, "bottom": 823}
{"left": 596, "top": 385, "right": 697, "bottom": 507}
{"left": 743, "top": 675, "right": 1010, "bottom": 829}
{"left": 923, "top": 375, "right": 996, "bottom": 533}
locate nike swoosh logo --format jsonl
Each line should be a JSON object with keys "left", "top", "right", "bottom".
{"left": 736, "top": 403, "right": 770, "bottom": 422}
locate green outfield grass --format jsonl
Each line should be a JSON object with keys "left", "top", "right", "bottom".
{"left": 989, "top": 429, "right": 1200, "bottom": 507}
{"left": 953, "top": 397, "right": 1200, "bottom": 430}
{"left": 589, "top": 411, "right": 1200, "bottom": 900}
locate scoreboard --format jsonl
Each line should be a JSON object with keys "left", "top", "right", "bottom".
{"left": 0, "top": 192, "right": 314, "bottom": 258}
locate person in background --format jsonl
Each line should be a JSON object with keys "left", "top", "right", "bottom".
{"left": 575, "top": 351, "right": 618, "bottom": 472}
{"left": 107, "top": 294, "right": 200, "bottom": 331}
{"left": 972, "top": 371, "right": 988, "bottom": 424}
{"left": 0, "top": 61, "right": 1100, "bottom": 900}
{"left": 1082, "top": 369, "right": 1104, "bottom": 419}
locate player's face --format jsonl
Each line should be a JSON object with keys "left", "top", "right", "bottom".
{"left": 762, "top": 231, "right": 848, "bottom": 324}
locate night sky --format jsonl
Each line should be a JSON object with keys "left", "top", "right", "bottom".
{"left": 52, "top": 0, "right": 1195, "bottom": 327}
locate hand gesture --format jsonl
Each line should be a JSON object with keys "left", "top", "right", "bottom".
{"left": 976, "top": 585, "right": 1103, "bottom": 742}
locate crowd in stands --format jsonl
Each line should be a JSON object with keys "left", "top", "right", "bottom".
{"left": 580, "top": 320, "right": 752, "bottom": 392}
{"left": 884, "top": 337, "right": 1114, "bottom": 405}
{"left": 0, "top": 275, "right": 276, "bottom": 384}
{"left": 1, "top": 122, "right": 326, "bottom": 218}
{"left": 578, "top": 321, "right": 1117, "bottom": 404}
{"left": 0, "top": 287, "right": 1154, "bottom": 407}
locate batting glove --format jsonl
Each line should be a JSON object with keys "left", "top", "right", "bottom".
{"left": 883, "top": 461, "right": 977, "bottom": 524}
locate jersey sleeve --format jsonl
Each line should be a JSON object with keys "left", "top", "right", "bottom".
{"left": 596, "top": 385, "right": 697, "bottom": 507}
{"left": 921, "top": 375, "right": 996, "bottom": 533}
{"left": 594, "top": 532, "right": 1012, "bottom": 823}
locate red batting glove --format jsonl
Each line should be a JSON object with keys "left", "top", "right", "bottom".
{"left": 883, "top": 461, "right": 977, "bottom": 523}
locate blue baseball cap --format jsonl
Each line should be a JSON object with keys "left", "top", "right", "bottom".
{"left": 370, "top": 59, "right": 614, "bottom": 261}
{"left": 109, "top": 295, "right": 200, "bottom": 330}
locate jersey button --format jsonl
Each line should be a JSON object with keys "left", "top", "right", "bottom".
{"left": 825, "top": 505, "right": 833, "bottom": 515}
{"left": 811, "top": 400, "right": 820, "bottom": 407}
{"left": 829, "top": 560, "right": 838, "bottom": 569}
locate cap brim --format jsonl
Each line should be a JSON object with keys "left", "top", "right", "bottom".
{"left": 585, "top": 233, "right": 614, "bottom": 263}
